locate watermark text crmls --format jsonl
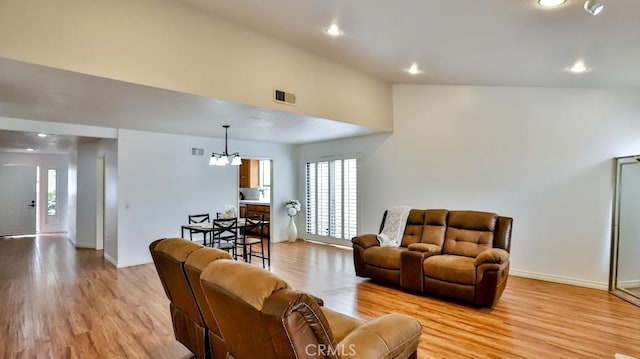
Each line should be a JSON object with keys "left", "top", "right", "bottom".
{"left": 305, "top": 344, "right": 356, "bottom": 357}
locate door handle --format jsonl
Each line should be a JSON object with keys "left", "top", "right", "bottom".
{"left": 28, "top": 200, "right": 35, "bottom": 208}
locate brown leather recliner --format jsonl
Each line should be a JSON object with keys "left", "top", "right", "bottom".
{"left": 149, "top": 238, "right": 232, "bottom": 359}
{"left": 421, "top": 211, "right": 512, "bottom": 308}
{"left": 199, "top": 259, "right": 422, "bottom": 359}
{"left": 353, "top": 209, "right": 448, "bottom": 286}
{"left": 352, "top": 209, "right": 512, "bottom": 308}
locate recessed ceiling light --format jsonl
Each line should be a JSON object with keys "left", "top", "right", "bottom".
{"left": 584, "top": 0, "right": 604, "bottom": 15}
{"left": 407, "top": 63, "right": 422, "bottom": 75}
{"left": 568, "top": 60, "right": 589, "bottom": 73}
{"left": 37, "top": 133, "right": 47, "bottom": 138}
{"left": 325, "top": 23, "right": 342, "bottom": 37}
{"left": 538, "top": 0, "right": 566, "bottom": 7}
{"left": 26, "top": 148, "right": 35, "bottom": 152}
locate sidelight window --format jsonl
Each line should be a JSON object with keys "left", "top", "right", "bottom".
{"left": 47, "top": 169, "right": 57, "bottom": 217}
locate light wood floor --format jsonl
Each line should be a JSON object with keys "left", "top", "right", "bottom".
{"left": 1, "top": 235, "right": 639, "bottom": 358}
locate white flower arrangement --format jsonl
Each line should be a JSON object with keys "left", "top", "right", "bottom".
{"left": 284, "top": 200, "right": 301, "bottom": 217}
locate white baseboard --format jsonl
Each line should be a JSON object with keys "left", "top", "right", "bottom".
{"left": 617, "top": 279, "right": 640, "bottom": 288}
{"left": 101, "top": 252, "right": 151, "bottom": 268}
{"left": 104, "top": 253, "right": 117, "bottom": 267}
{"left": 116, "top": 257, "right": 153, "bottom": 268}
{"left": 510, "top": 269, "right": 608, "bottom": 290}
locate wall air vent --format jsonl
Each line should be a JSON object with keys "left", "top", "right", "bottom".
{"left": 274, "top": 88, "right": 296, "bottom": 106}
{"left": 191, "top": 147, "right": 204, "bottom": 156}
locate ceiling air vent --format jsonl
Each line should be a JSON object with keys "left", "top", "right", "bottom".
{"left": 274, "top": 89, "right": 296, "bottom": 106}
{"left": 191, "top": 147, "right": 204, "bottom": 156}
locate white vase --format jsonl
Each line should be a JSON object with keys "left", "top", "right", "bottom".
{"left": 287, "top": 216, "right": 297, "bottom": 242}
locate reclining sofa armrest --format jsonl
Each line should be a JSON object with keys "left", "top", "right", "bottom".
{"left": 336, "top": 313, "right": 422, "bottom": 359}
{"left": 475, "top": 249, "right": 511, "bottom": 308}
{"left": 407, "top": 243, "right": 441, "bottom": 254}
{"left": 262, "top": 289, "right": 335, "bottom": 359}
{"left": 309, "top": 293, "right": 324, "bottom": 307}
{"left": 475, "top": 248, "right": 510, "bottom": 266}
{"left": 400, "top": 249, "right": 429, "bottom": 293}
{"left": 352, "top": 234, "right": 380, "bottom": 249}
{"left": 402, "top": 244, "right": 442, "bottom": 292}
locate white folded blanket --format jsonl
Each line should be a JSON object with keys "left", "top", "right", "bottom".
{"left": 377, "top": 206, "right": 411, "bottom": 247}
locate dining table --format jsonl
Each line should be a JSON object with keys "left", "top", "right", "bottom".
{"left": 180, "top": 218, "right": 269, "bottom": 262}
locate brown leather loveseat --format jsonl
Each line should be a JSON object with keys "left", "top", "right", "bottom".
{"left": 353, "top": 210, "right": 513, "bottom": 308}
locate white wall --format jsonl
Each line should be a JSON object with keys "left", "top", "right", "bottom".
{"left": 116, "top": 129, "right": 296, "bottom": 267}
{"left": 98, "top": 139, "right": 118, "bottom": 265}
{"left": 76, "top": 142, "right": 98, "bottom": 248}
{"left": 297, "top": 85, "right": 640, "bottom": 288}
{"left": 0, "top": 151, "right": 70, "bottom": 234}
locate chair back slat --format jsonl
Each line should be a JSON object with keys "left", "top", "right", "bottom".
{"left": 213, "top": 217, "right": 238, "bottom": 240}
{"left": 189, "top": 214, "right": 210, "bottom": 224}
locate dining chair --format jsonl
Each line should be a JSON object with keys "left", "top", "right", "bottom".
{"left": 237, "top": 214, "right": 269, "bottom": 268}
{"left": 188, "top": 213, "right": 211, "bottom": 245}
{"left": 211, "top": 217, "right": 238, "bottom": 258}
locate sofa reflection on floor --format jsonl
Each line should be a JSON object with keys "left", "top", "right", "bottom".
{"left": 353, "top": 209, "right": 513, "bottom": 308}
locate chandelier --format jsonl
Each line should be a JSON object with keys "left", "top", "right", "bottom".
{"left": 209, "top": 125, "right": 242, "bottom": 166}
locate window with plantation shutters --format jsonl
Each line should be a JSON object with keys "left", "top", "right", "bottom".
{"left": 305, "top": 158, "right": 357, "bottom": 242}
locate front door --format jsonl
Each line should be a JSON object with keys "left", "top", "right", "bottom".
{"left": 0, "top": 166, "right": 37, "bottom": 236}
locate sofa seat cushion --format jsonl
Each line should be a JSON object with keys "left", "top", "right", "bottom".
{"left": 423, "top": 255, "right": 476, "bottom": 285}
{"left": 321, "top": 307, "right": 364, "bottom": 343}
{"left": 363, "top": 247, "right": 408, "bottom": 270}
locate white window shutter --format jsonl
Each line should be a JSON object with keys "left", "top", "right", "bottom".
{"left": 305, "top": 158, "right": 357, "bottom": 241}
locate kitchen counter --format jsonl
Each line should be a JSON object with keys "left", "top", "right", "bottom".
{"left": 239, "top": 199, "right": 271, "bottom": 205}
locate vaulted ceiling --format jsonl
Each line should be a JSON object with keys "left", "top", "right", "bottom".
{"left": 179, "top": 0, "right": 640, "bottom": 88}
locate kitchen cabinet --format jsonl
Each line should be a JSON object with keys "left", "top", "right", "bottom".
{"left": 246, "top": 203, "right": 270, "bottom": 238}
{"left": 239, "top": 159, "right": 259, "bottom": 188}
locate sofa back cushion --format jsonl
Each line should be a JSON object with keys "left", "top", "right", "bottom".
{"left": 420, "top": 209, "right": 448, "bottom": 248}
{"left": 184, "top": 247, "right": 233, "bottom": 338}
{"left": 149, "top": 238, "right": 209, "bottom": 358}
{"left": 443, "top": 211, "right": 497, "bottom": 257}
{"left": 400, "top": 210, "right": 427, "bottom": 247}
{"left": 149, "top": 238, "right": 204, "bottom": 326}
{"left": 200, "top": 260, "right": 290, "bottom": 359}
{"left": 400, "top": 209, "right": 449, "bottom": 248}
